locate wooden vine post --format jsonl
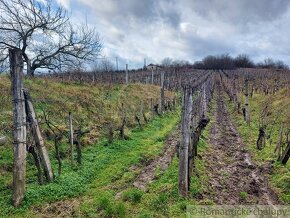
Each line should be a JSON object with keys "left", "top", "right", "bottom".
{"left": 125, "top": 64, "right": 129, "bottom": 84}
{"left": 69, "top": 112, "right": 74, "bottom": 164}
{"left": 244, "top": 78, "right": 250, "bottom": 124}
{"left": 178, "top": 86, "right": 192, "bottom": 197}
{"left": 10, "top": 49, "right": 27, "bottom": 207}
{"left": 160, "top": 72, "right": 165, "bottom": 113}
{"left": 23, "top": 90, "right": 54, "bottom": 181}
{"left": 281, "top": 142, "right": 290, "bottom": 165}
{"left": 202, "top": 83, "right": 207, "bottom": 117}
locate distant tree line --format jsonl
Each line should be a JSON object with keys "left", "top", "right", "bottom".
{"left": 159, "top": 55, "right": 288, "bottom": 70}
{"left": 192, "top": 54, "right": 289, "bottom": 70}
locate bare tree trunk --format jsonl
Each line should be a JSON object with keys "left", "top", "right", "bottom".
{"left": 23, "top": 53, "right": 34, "bottom": 77}
{"left": 23, "top": 89, "right": 54, "bottom": 182}
{"left": 244, "top": 78, "right": 250, "bottom": 124}
{"left": 69, "top": 112, "right": 74, "bottom": 164}
{"left": 10, "top": 49, "right": 27, "bottom": 207}
{"left": 151, "top": 69, "right": 154, "bottom": 84}
{"left": 178, "top": 87, "right": 192, "bottom": 197}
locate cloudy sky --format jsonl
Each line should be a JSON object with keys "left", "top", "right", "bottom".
{"left": 55, "top": 0, "right": 290, "bottom": 69}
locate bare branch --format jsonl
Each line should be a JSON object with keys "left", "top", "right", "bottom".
{"left": 0, "top": 0, "right": 102, "bottom": 76}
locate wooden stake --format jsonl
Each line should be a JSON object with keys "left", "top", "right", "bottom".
{"left": 281, "top": 142, "right": 290, "bottom": 165}
{"left": 69, "top": 112, "right": 74, "bottom": 164}
{"left": 125, "top": 64, "right": 128, "bottom": 84}
{"left": 23, "top": 89, "right": 54, "bottom": 182}
{"left": 244, "top": 78, "right": 250, "bottom": 124}
{"left": 178, "top": 86, "right": 192, "bottom": 197}
{"left": 150, "top": 98, "right": 154, "bottom": 120}
{"left": 10, "top": 49, "right": 27, "bottom": 207}
{"left": 160, "top": 72, "right": 165, "bottom": 113}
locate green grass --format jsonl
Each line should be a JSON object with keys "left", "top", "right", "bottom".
{"left": 240, "top": 191, "right": 248, "bottom": 200}
{"left": 94, "top": 95, "right": 216, "bottom": 217}
{"left": 227, "top": 89, "right": 290, "bottom": 204}
{"left": 0, "top": 75, "right": 179, "bottom": 217}
{"left": 0, "top": 75, "right": 217, "bottom": 217}
{"left": 0, "top": 110, "right": 180, "bottom": 217}
{"left": 122, "top": 188, "right": 143, "bottom": 204}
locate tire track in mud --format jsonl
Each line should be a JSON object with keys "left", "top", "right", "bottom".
{"left": 203, "top": 82, "right": 280, "bottom": 205}
{"left": 132, "top": 127, "right": 180, "bottom": 191}
{"left": 114, "top": 126, "right": 180, "bottom": 199}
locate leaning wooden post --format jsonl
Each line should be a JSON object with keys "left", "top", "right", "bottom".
{"left": 23, "top": 89, "right": 54, "bottom": 182}
{"left": 160, "top": 72, "right": 165, "bottom": 113}
{"left": 125, "top": 64, "right": 129, "bottom": 84}
{"left": 244, "top": 78, "right": 250, "bottom": 125}
{"left": 10, "top": 49, "right": 27, "bottom": 207}
{"left": 69, "top": 112, "right": 74, "bottom": 164}
{"left": 281, "top": 142, "right": 290, "bottom": 165}
{"left": 178, "top": 86, "right": 192, "bottom": 197}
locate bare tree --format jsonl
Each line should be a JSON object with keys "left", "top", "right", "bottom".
{"left": 161, "top": 57, "right": 173, "bottom": 67}
{"left": 93, "top": 58, "right": 115, "bottom": 72}
{"left": 234, "top": 54, "right": 254, "bottom": 68}
{"left": 0, "top": 0, "right": 102, "bottom": 76}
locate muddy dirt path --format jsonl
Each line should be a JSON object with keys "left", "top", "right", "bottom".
{"left": 203, "top": 83, "right": 280, "bottom": 205}
{"left": 132, "top": 127, "right": 180, "bottom": 191}
{"left": 114, "top": 127, "right": 180, "bottom": 199}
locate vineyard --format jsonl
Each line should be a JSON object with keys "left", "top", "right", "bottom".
{"left": 0, "top": 51, "right": 290, "bottom": 217}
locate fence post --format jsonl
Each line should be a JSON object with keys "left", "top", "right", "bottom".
{"left": 160, "top": 72, "right": 165, "bottom": 113}
{"left": 178, "top": 86, "right": 192, "bottom": 197}
{"left": 69, "top": 112, "right": 74, "bottom": 164}
{"left": 10, "top": 49, "right": 27, "bottom": 207}
{"left": 244, "top": 78, "right": 250, "bottom": 124}
{"left": 125, "top": 64, "right": 129, "bottom": 84}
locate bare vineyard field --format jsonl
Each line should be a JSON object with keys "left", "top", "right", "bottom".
{"left": 0, "top": 66, "right": 290, "bottom": 217}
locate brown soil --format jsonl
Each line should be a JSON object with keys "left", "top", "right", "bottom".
{"left": 32, "top": 199, "right": 80, "bottom": 218}
{"left": 202, "top": 83, "right": 280, "bottom": 205}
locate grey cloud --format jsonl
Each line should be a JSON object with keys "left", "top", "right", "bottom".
{"left": 71, "top": 0, "right": 290, "bottom": 66}
{"left": 78, "top": 0, "right": 181, "bottom": 27}
{"left": 186, "top": 0, "right": 290, "bottom": 25}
